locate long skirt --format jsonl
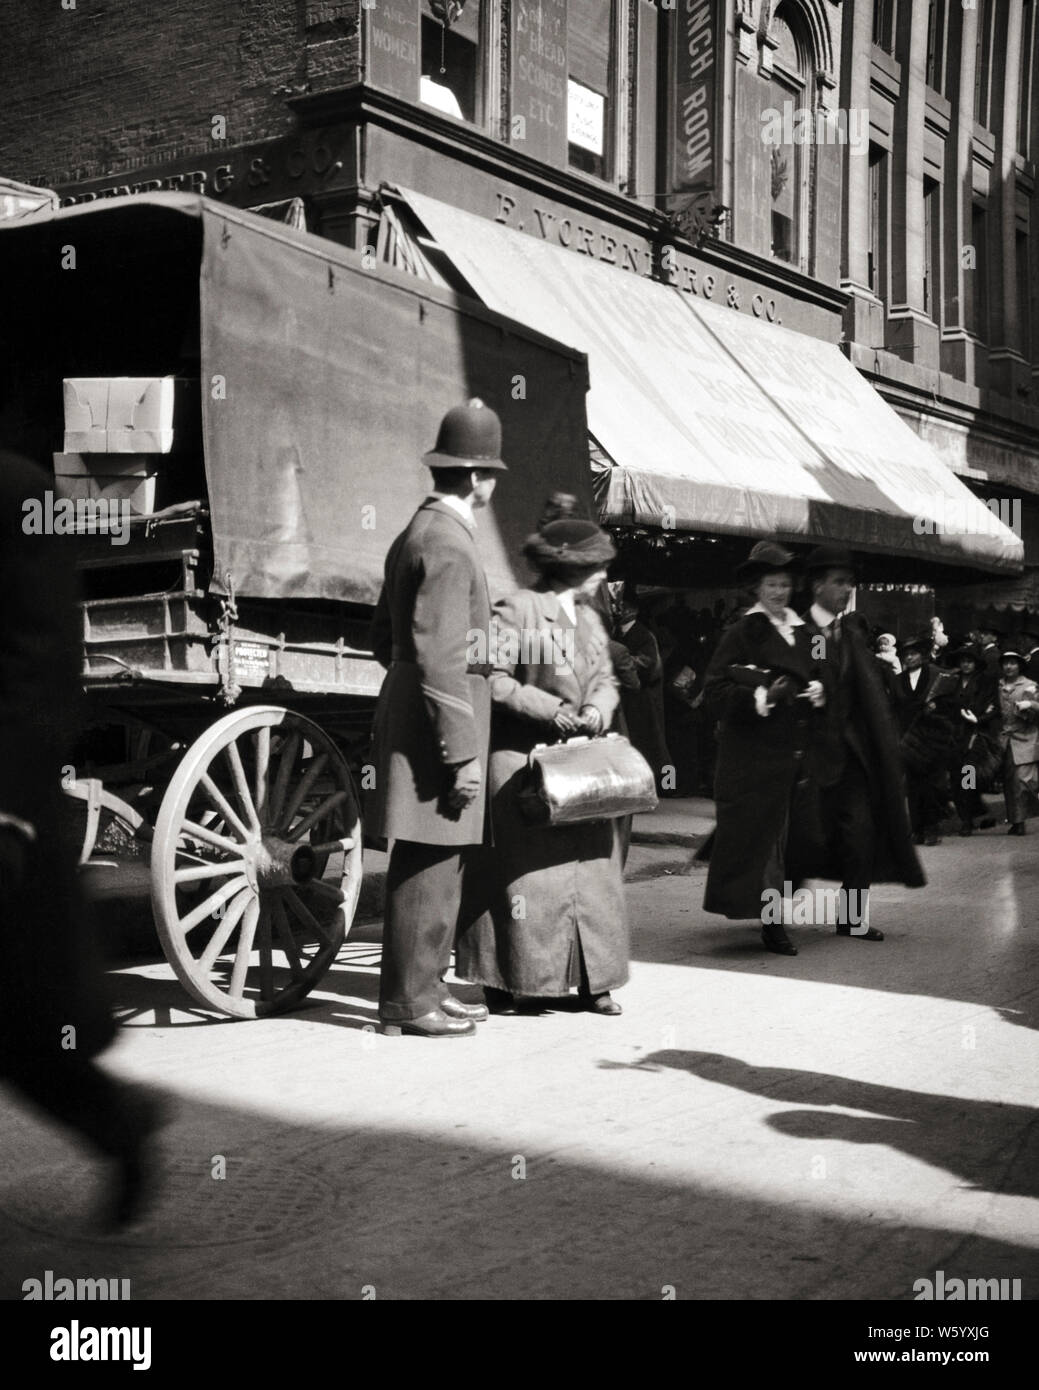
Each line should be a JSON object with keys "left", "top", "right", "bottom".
{"left": 455, "top": 748, "right": 630, "bottom": 996}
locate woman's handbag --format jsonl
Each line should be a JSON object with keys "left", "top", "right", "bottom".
{"left": 517, "top": 733, "right": 659, "bottom": 826}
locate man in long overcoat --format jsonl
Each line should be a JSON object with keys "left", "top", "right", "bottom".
{"left": 614, "top": 600, "right": 672, "bottom": 789}
{"left": 369, "top": 400, "right": 507, "bottom": 1037}
{"left": 792, "top": 545, "right": 924, "bottom": 937}
{"left": 0, "top": 447, "right": 162, "bottom": 1225}
{"left": 895, "top": 632, "right": 956, "bottom": 846}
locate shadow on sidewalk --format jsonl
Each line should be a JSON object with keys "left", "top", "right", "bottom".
{"left": 1, "top": 1081, "right": 1037, "bottom": 1301}
{"left": 621, "top": 1050, "right": 1039, "bottom": 1202}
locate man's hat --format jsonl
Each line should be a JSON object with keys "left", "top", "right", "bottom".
{"left": 901, "top": 631, "right": 933, "bottom": 656}
{"left": 735, "top": 540, "right": 798, "bottom": 581}
{"left": 804, "top": 543, "right": 858, "bottom": 577}
{"left": 423, "top": 398, "right": 508, "bottom": 471}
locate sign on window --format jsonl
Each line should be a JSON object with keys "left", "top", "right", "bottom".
{"left": 568, "top": 79, "right": 605, "bottom": 154}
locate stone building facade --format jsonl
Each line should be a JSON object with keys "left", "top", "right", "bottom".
{"left": 2, "top": 1, "right": 1036, "bottom": 603}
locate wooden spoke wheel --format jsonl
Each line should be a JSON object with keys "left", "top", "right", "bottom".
{"left": 151, "top": 706, "right": 362, "bottom": 1018}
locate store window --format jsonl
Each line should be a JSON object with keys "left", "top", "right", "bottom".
{"left": 1016, "top": 231, "right": 1031, "bottom": 359}
{"left": 925, "top": 0, "right": 946, "bottom": 93}
{"left": 873, "top": 0, "right": 897, "bottom": 54}
{"left": 420, "top": 1, "right": 484, "bottom": 124}
{"left": 923, "top": 177, "right": 940, "bottom": 321}
{"left": 769, "top": 5, "right": 811, "bottom": 269}
{"left": 868, "top": 145, "right": 888, "bottom": 300}
{"left": 567, "top": 0, "right": 614, "bottom": 179}
{"left": 971, "top": 203, "right": 989, "bottom": 341}
{"left": 974, "top": 0, "right": 995, "bottom": 128}
{"left": 1019, "top": 0, "right": 1035, "bottom": 157}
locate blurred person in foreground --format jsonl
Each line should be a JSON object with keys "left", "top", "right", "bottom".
{"left": 0, "top": 447, "right": 164, "bottom": 1227}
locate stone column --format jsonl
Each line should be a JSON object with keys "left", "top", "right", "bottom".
{"left": 840, "top": 0, "right": 882, "bottom": 345}
{"left": 940, "top": 1, "right": 982, "bottom": 383}
{"left": 988, "top": 0, "right": 1030, "bottom": 399}
{"left": 884, "top": 0, "right": 939, "bottom": 367}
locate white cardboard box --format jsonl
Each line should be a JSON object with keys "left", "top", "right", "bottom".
{"left": 53, "top": 452, "right": 158, "bottom": 515}
{"left": 63, "top": 377, "right": 177, "bottom": 454}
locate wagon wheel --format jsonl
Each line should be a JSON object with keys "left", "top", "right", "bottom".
{"left": 151, "top": 705, "right": 362, "bottom": 1018}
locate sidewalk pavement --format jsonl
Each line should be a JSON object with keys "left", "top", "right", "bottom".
{"left": 2, "top": 829, "right": 1037, "bottom": 1301}
{"left": 631, "top": 796, "right": 715, "bottom": 847}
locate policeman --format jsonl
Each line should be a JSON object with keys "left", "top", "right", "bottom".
{"left": 369, "top": 400, "right": 507, "bottom": 1037}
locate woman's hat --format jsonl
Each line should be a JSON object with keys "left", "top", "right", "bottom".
{"left": 735, "top": 540, "right": 797, "bottom": 581}
{"left": 522, "top": 519, "right": 616, "bottom": 572}
{"left": 950, "top": 642, "right": 983, "bottom": 665}
{"left": 1000, "top": 643, "right": 1028, "bottom": 664}
{"left": 423, "top": 398, "right": 508, "bottom": 471}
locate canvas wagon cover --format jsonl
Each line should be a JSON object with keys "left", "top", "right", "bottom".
{"left": 0, "top": 193, "right": 592, "bottom": 605}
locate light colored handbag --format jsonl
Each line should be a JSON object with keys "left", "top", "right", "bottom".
{"left": 518, "top": 733, "right": 658, "bottom": 826}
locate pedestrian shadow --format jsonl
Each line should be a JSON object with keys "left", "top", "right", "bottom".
{"left": 624, "top": 1050, "right": 1039, "bottom": 1201}
{"left": 2, "top": 1082, "right": 1038, "bottom": 1301}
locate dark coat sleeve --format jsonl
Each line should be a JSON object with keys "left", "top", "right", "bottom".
{"left": 702, "top": 614, "right": 785, "bottom": 725}
{"left": 622, "top": 623, "right": 663, "bottom": 686}
{"left": 610, "top": 640, "right": 641, "bottom": 692}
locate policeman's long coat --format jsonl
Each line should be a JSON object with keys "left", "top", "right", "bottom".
{"left": 368, "top": 499, "right": 492, "bottom": 847}
{"left": 701, "top": 611, "right": 820, "bottom": 920}
{"left": 455, "top": 588, "right": 629, "bottom": 995}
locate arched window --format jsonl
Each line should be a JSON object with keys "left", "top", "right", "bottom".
{"left": 768, "top": 4, "right": 812, "bottom": 269}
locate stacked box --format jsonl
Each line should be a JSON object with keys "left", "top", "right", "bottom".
{"left": 53, "top": 453, "right": 158, "bottom": 515}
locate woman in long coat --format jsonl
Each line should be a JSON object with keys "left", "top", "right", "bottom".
{"left": 700, "top": 542, "right": 825, "bottom": 955}
{"left": 455, "top": 519, "right": 629, "bottom": 1014}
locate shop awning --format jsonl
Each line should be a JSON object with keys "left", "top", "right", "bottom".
{"left": 387, "top": 188, "right": 1022, "bottom": 576}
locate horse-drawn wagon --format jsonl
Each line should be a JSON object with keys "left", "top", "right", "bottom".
{"left": 0, "top": 191, "right": 591, "bottom": 1018}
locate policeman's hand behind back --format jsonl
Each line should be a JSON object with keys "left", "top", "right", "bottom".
{"left": 447, "top": 757, "right": 481, "bottom": 811}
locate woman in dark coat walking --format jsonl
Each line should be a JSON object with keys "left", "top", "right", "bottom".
{"left": 455, "top": 520, "right": 629, "bottom": 1015}
{"left": 700, "top": 542, "right": 826, "bottom": 955}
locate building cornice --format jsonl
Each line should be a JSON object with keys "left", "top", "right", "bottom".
{"left": 290, "top": 83, "right": 850, "bottom": 315}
